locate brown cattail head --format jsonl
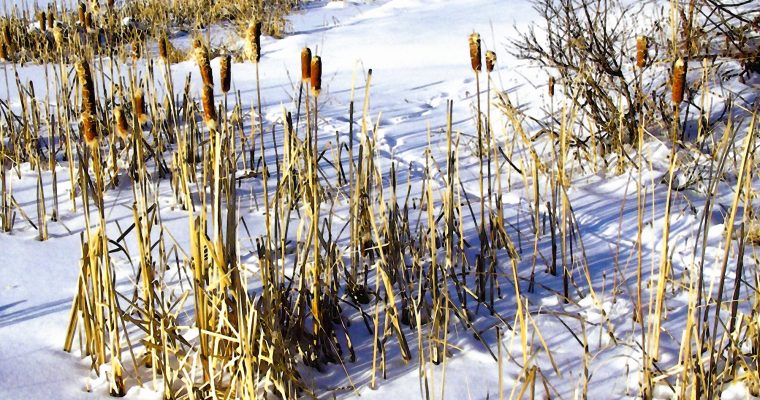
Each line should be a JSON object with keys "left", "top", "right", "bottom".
{"left": 310, "top": 56, "right": 322, "bottom": 97}
{"left": 201, "top": 84, "right": 217, "bottom": 130}
{"left": 39, "top": 11, "right": 47, "bottom": 32}
{"left": 548, "top": 76, "right": 555, "bottom": 97}
{"left": 193, "top": 41, "right": 214, "bottom": 87}
{"left": 134, "top": 88, "right": 149, "bottom": 126}
{"left": 84, "top": 11, "right": 93, "bottom": 31}
{"left": 220, "top": 53, "right": 231, "bottom": 93}
{"left": 108, "top": 0, "right": 115, "bottom": 9}
{"left": 672, "top": 57, "right": 687, "bottom": 105}
{"left": 245, "top": 21, "right": 262, "bottom": 63}
{"left": 78, "top": 3, "right": 87, "bottom": 26}
{"left": 131, "top": 39, "right": 140, "bottom": 61}
{"left": 301, "top": 47, "right": 311, "bottom": 83}
{"left": 485, "top": 50, "right": 496, "bottom": 73}
{"left": 636, "top": 36, "right": 648, "bottom": 68}
{"left": 469, "top": 32, "right": 481, "bottom": 72}
{"left": 47, "top": 9, "right": 54, "bottom": 30}
{"left": 2, "top": 23, "right": 13, "bottom": 54}
{"left": 158, "top": 34, "right": 167, "bottom": 60}
{"left": 0, "top": 41, "right": 6, "bottom": 61}
{"left": 113, "top": 106, "right": 129, "bottom": 141}
{"left": 77, "top": 60, "right": 98, "bottom": 145}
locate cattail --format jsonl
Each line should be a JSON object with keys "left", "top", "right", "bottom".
{"left": 193, "top": 40, "right": 213, "bottom": 87}
{"left": 53, "top": 26, "right": 64, "bottom": 51}
{"left": 158, "top": 34, "right": 167, "bottom": 60}
{"left": 2, "top": 24, "right": 13, "bottom": 54}
{"left": 134, "top": 88, "right": 149, "bottom": 126}
{"left": 548, "top": 76, "right": 555, "bottom": 97}
{"left": 636, "top": 36, "right": 648, "bottom": 68}
{"left": 39, "top": 11, "right": 47, "bottom": 32}
{"left": 108, "top": 0, "right": 114, "bottom": 9}
{"left": 245, "top": 21, "right": 262, "bottom": 63}
{"left": 78, "top": 3, "right": 87, "bottom": 26}
{"left": 84, "top": 11, "right": 93, "bottom": 31}
{"left": 113, "top": 106, "right": 129, "bottom": 141}
{"left": 672, "top": 58, "right": 687, "bottom": 105}
{"left": 47, "top": 10, "right": 54, "bottom": 30}
{"left": 220, "top": 53, "right": 231, "bottom": 94}
{"left": 77, "top": 60, "right": 98, "bottom": 145}
{"left": 132, "top": 39, "right": 141, "bottom": 61}
{"left": 469, "top": 32, "right": 481, "bottom": 72}
{"left": 310, "top": 56, "right": 322, "bottom": 97}
{"left": 0, "top": 42, "right": 7, "bottom": 61}
{"left": 301, "top": 47, "right": 311, "bottom": 83}
{"left": 485, "top": 50, "right": 496, "bottom": 73}
{"left": 201, "top": 84, "right": 217, "bottom": 129}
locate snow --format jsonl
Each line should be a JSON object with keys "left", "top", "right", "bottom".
{"left": 1, "top": 0, "right": 758, "bottom": 399}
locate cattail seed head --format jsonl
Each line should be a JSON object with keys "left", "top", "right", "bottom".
{"left": 548, "top": 76, "right": 555, "bottom": 97}
{"left": 310, "top": 56, "right": 322, "bottom": 97}
{"left": 77, "top": 60, "right": 98, "bottom": 145}
{"left": 47, "top": 10, "right": 54, "bottom": 30}
{"left": 0, "top": 42, "right": 7, "bottom": 61}
{"left": 131, "top": 39, "right": 140, "bottom": 60}
{"left": 201, "top": 84, "right": 217, "bottom": 130}
{"left": 220, "top": 53, "right": 231, "bottom": 94}
{"left": 114, "top": 106, "right": 129, "bottom": 141}
{"left": 193, "top": 41, "right": 214, "bottom": 87}
{"left": 53, "top": 26, "right": 64, "bottom": 51}
{"left": 78, "top": 3, "right": 87, "bottom": 26}
{"left": 245, "top": 21, "right": 262, "bottom": 63}
{"left": 158, "top": 34, "right": 167, "bottom": 60}
{"left": 2, "top": 24, "right": 13, "bottom": 54}
{"left": 672, "top": 57, "right": 687, "bottom": 105}
{"left": 469, "top": 32, "right": 481, "bottom": 72}
{"left": 84, "top": 11, "right": 93, "bottom": 31}
{"left": 39, "top": 11, "right": 47, "bottom": 32}
{"left": 636, "top": 36, "right": 648, "bottom": 68}
{"left": 301, "top": 47, "right": 311, "bottom": 83}
{"left": 134, "top": 88, "right": 149, "bottom": 126}
{"left": 485, "top": 50, "right": 496, "bottom": 73}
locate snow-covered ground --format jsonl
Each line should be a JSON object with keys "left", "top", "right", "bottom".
{"left": 1, "top": 0, "right": 758, "bottom": 399}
